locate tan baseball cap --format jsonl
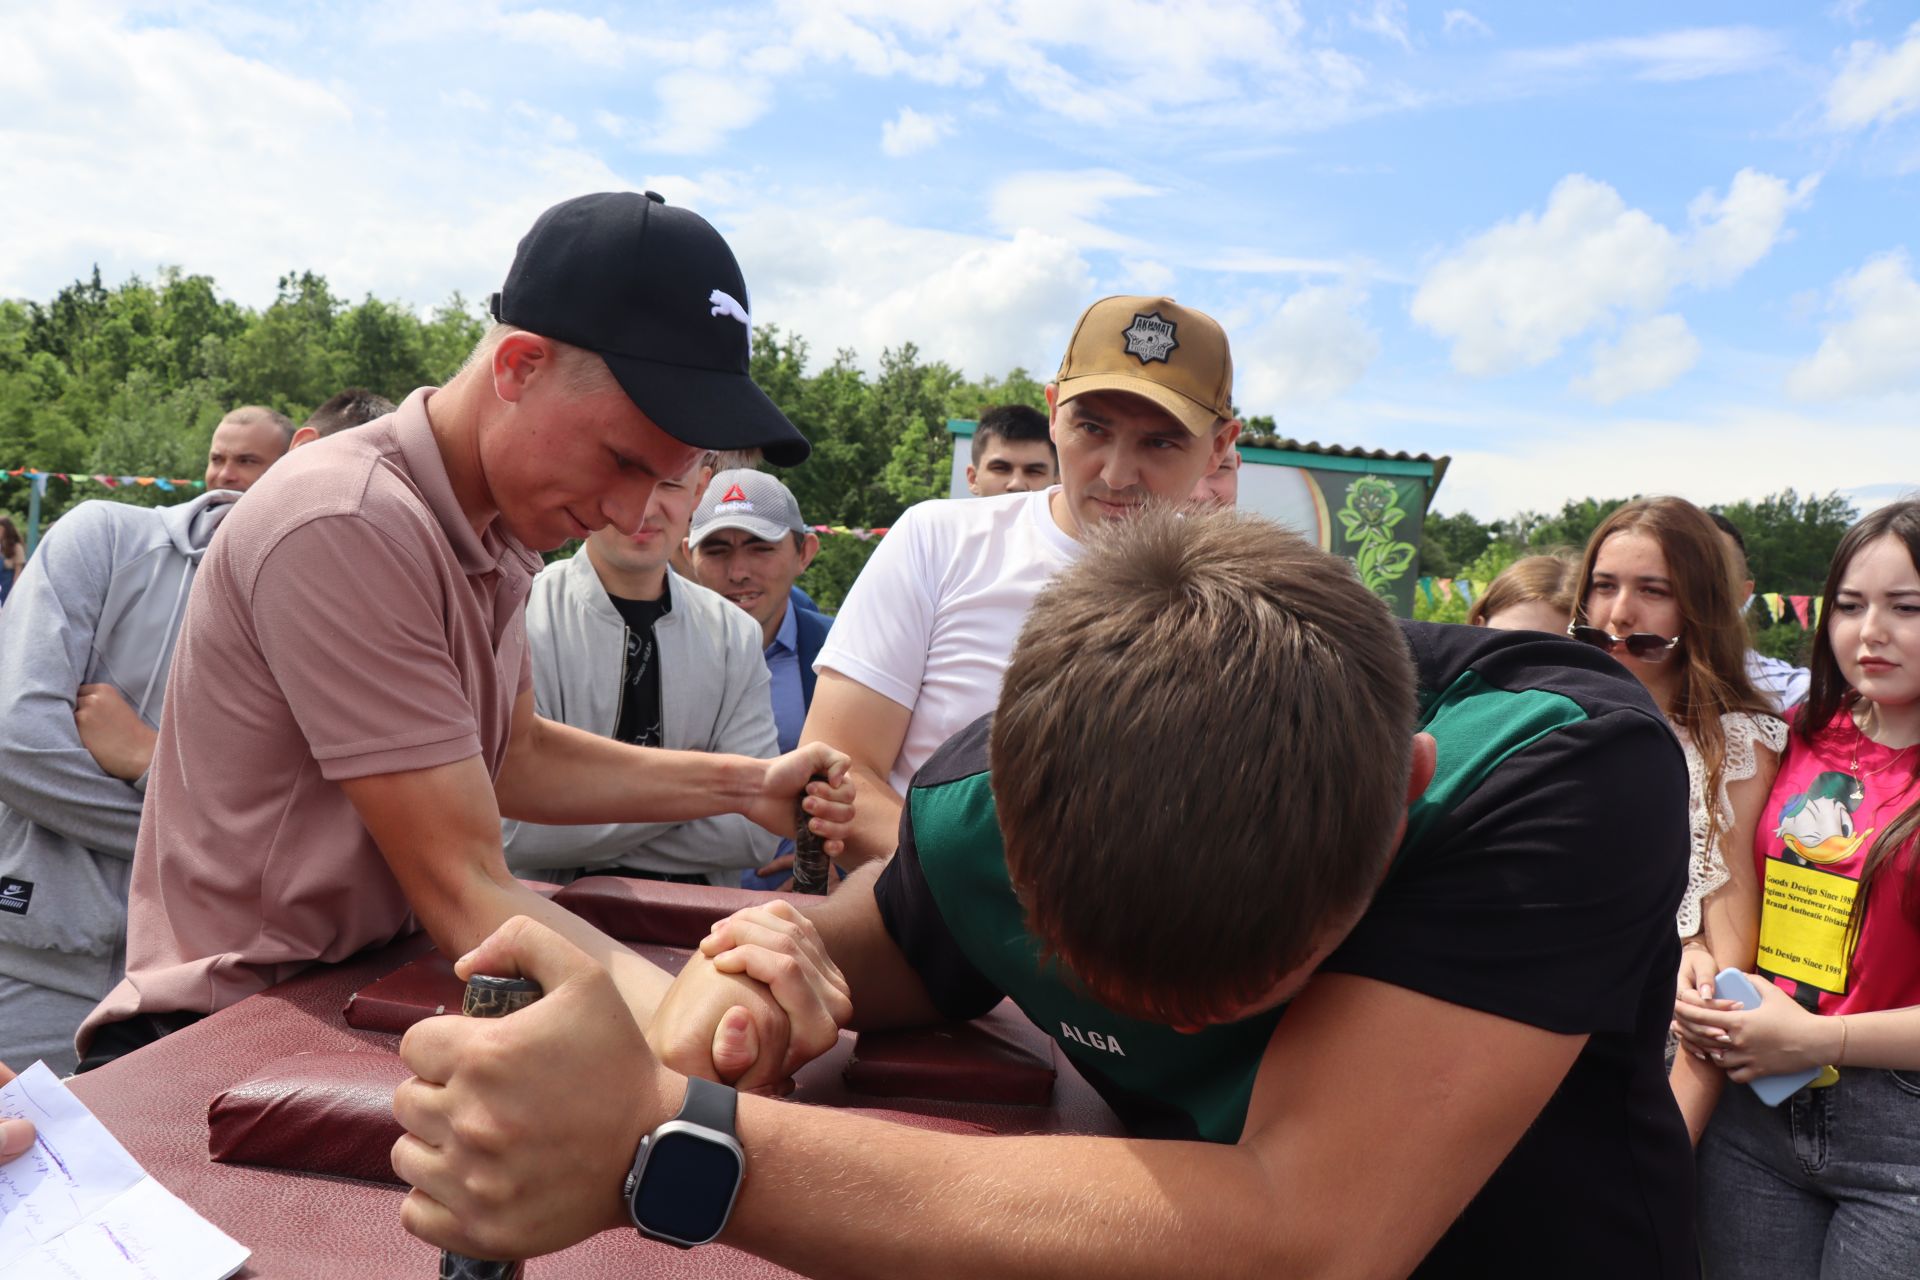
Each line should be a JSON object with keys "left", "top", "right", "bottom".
{"left": 1053, "top": 296, "right": 1234, "bottom": 436}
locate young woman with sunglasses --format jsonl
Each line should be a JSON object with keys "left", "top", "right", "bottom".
{"left": 1571, "top": 498, "right": 1786, "bottom": 1138}
{"left": 1674, "top": 500, "right": 1920, "bottom": 1277}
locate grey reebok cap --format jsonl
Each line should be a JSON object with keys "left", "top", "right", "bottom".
{"left": 689, "top": 468, "right": 809, "bottom": 546}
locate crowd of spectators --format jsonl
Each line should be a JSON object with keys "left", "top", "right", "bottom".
{"left": 1, "top": 191, "right": 1916, "bottom": 1280}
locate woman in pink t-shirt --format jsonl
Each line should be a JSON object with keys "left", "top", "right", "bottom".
{"left": 1677, "top": 499, "right": 1920, "bottom": 1278}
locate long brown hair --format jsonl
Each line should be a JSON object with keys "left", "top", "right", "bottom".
{"left": 0, "top": 517, "right": 19, "bottom": 559}
{"left": 1800, "top": 499, "right": 1920, "bottom": 946}
{"left": 1575, "top": 497, "right": 1774, "bottom": 857}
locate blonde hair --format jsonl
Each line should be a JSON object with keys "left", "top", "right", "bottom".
{"left": 462, "top": 323, "right": 618, "bottom": 394}
{"left": 1468, "top": 554, "right": 1576, "bottom": 628}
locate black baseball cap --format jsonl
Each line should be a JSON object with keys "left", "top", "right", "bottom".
{"left": 490, "top": 191, "right": 809, "bottom": 466}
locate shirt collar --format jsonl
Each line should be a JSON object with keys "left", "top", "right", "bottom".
{"left": 393, "top": 387, "right": 540, "bottom": 580}
{"left": 767, "top": 594, "right": 799, "bottom": 656}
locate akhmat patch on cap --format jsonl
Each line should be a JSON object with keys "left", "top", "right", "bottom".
{"left": 1122, "top": 312, "right": 1179, "bottom": 365}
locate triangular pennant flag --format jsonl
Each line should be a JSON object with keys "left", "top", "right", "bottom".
{"left": 95, "top": 474, "right": 118, "bottom": 488}
{"left": 1419, "top": 576, "right": 1435, "bottom": 608}
{"left": 134, "top": 476, "right": 156, "bottom": 487}
{"left": 118, "top": 476, "right": 137, "bottom": 486}
{"left": 1437, "top": 577, "right": 1455, "bottom": 603}
{"left": 1813, "top": 597, "right": 1825, "bottom": 628}
{"left": 1458, "top": 579, "right": 1476, "bottom": 606}
{"left": 155, "top": 478, "right": 174, "bottom": 491}
{"left": 1763, "top": 592, "right": 1784, "bottom": 624}
{"left": 1789, "top": 595, "right": 1812, "bottom": 628}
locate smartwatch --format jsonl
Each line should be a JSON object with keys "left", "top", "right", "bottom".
{"left": 623, "top": 1075, "right": 745, "bottom": 1249}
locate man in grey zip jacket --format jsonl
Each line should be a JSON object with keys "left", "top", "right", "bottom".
{"left": 502, "top": 543, "right": 784, "bottom": 885}
{"left": 0, "top": 489, "right": 238, "bottom": 1073}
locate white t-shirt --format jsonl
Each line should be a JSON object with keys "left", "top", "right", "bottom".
{"left": 815, "top": 488, "right": 1082, "bottom": 794}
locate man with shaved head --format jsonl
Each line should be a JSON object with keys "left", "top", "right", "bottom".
{"left": 205, "top": 405, "right": 295, "bottom": 492}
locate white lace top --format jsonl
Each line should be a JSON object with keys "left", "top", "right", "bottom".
{"left": 1673, "top": 710, "right": 1788, "bottom": 938}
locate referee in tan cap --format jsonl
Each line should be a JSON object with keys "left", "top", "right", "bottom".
{"left": 797, "top": 294, "right": 1242, "bottom": 866}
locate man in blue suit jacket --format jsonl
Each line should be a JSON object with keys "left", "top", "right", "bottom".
{"left": 687, "top": 470, "right": 835, "bottom": 889}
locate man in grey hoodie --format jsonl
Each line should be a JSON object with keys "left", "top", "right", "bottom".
{"left": 0, "top": 488, "right": 241, "bottom": 1073}
{"left": 0, "top": 392, "right": 386, "bottom": 1074}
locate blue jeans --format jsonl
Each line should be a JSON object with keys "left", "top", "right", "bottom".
{"left": 1698, "top": 1066, "right": 1920, "bottom": 1278}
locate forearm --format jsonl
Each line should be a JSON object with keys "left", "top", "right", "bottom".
{"left": 1668, "top": 1050, "right": 1725, "bottom": 1145}
{"left": 495, "top": 716, "right": 763, "bottom": 827}
{"left": 0, "top": 739, "right": 145, "bottom": 855}
{"left": 411, "top": 857, "right": 674, "bottom": 1019}
{"left": 722, "top": 1108, "right": 1327, "bottom": 1280}
{"left": 1831, "top": 1006, "right": 1920, "bottom": 1071}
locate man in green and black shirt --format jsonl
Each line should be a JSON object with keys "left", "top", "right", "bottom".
{"left": 398, "top": 510, "right": 1695, "bottom": 1279}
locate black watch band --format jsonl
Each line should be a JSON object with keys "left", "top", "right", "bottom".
{"left": 678, "top": 1074, "right": 738, "bottom": 1135}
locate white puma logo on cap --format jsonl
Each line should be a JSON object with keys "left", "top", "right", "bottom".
{"left": 709, "top": 289, "right": 750, "bottom": 328}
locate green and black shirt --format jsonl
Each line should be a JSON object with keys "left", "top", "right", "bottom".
{"left": 874, "top": 620, "right": 1693, "bottom": 1278}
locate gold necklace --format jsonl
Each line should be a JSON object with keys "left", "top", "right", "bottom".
{"left": 1851, "top": 706, "right": 1920, "bottom": 779}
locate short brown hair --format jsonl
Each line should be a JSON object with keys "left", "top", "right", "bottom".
{"left": 303, "top": 388, "right": 396, "bottom": 438}
{"left": 1468, "top": 553, "right": 1576, "bottom": 627}
{"left": 990, "top": 509, "right": 1417, "bottom": 1025}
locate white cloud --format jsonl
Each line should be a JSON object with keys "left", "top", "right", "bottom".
{"left": 880, "top": 106, "right": 954, "bottom": 157}
{"left": 1787, "top": 250, "right": 1920, "bottom": 399}
{"left": 1410, "top": 169, "right": 1810, "bottom": 376}
{"left": 1685, "top": 170, "right": 1819, "bottom": 286}
{"left": 1116, "top": 258, "right": 1177, "bottom": 294}
{"left": 1825, "top": 21, "right": 1920, "bottom": 129}
{"left": 1573, "top": 313, "right": 1701, "bottom": 403}
{"left": 987, "top": 169, "right": 1167, "bottom": 252}
{"left": 1509, "top": 27, "right": 1786, "bottom": 83}
{"left": 1443, "top": 10, "right": 1492, "bottom": 39}
{"left": 1236, "top": 284, "right": 1380, "bottom": 408}
{"left": 0, "top": 4, "right": 643, "bottom": 310}
{"left": 1428, "top": 406, "right": 1919, "bottom": 521}
{"left": 639, "top": 70, "right": 774, "bottom": 155}
{"left": 1351, "top": 1, "right": 1412, "bottom": 52}
{"left": 729, "top": 209, "right": 1094, "bottom": 378}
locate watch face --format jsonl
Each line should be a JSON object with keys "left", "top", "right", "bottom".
{"left": 632, "top": 1128, "right": 744, "bottom": 1246}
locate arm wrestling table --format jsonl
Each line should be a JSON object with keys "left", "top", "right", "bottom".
{"left": 66, "top": 877, "right": 1124, "bottom": 1279}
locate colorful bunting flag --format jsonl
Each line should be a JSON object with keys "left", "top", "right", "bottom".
{"left": 1418, "top": 576, "right": 1435, "bottom": 608}
{"left": 1436, "top": 577, "right": 1454, "bottom": 604}
{"left": 1789, "top": 595, "right": 1812, "bottom": 628}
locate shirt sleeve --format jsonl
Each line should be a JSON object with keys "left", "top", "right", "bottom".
{"left": 1320, "top": 709, "right": 1687, "bottom": 1037}
{"left": 873, "top": 790, "right": 1006, "bottom": 1023}
{"left": 248, "top": 516, "right": 484, "bottom": 781}
{"left": 811, "top": 505, "right": 940, "bottom": 711}
{"left": 0, "top": 504, "right": 147, "bottom": 855}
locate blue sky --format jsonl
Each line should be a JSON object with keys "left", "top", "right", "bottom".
{"left": 3, "top": 1, "right": 1917, "bottom": 519}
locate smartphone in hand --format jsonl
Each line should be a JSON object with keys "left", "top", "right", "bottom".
{"left": 1713, "top": 969, "right": 1823, "bottom": 1107}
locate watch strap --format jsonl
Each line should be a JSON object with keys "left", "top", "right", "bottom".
{"left": 677, "top": 1074, "right": 738, "bottom": 1137}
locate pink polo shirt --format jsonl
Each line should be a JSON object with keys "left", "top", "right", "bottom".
{"left": 81, "top": 388, "right": 536, "bottom": 1047}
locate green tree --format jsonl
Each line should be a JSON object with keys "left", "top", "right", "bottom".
{"left": 1417, "top": 509, "right": 1492, "bottom": 576}
{"left": 227, "top": 271, "right": 341, "bottom": 413}
{"left": 1716, "top": 489, "right": 1856, "bottom": 597}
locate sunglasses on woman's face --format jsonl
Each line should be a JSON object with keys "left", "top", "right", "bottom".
{"left": 1566, "top": 623, "right": 1681, "bottom": 661}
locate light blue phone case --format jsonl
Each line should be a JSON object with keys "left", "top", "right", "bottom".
{"left": 1713, "top": 968, "right": 1823, "bottom": 1106}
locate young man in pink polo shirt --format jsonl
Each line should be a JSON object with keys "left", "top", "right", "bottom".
{"left": 77, "top": 192, "right": 852, "bottom": 1073}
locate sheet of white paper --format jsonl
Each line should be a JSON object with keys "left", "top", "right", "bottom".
{"left": 1, "top": 1061, "right": 250, "bottom": 1280}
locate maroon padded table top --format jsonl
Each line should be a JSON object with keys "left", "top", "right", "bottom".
{"left": 68, "top": 908, "right": 1122, "bottom": 1277}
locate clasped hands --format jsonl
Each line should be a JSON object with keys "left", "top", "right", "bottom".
{"left": 1672, "top": 953, "right": 1837, "bottom": 1084}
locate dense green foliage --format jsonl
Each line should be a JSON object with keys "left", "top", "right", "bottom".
{"left": 1410, "top": 490, "right": 1858, "bottom": 663}
{"left": 0, "top": 267, "right": 1860, "bottom": 635}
